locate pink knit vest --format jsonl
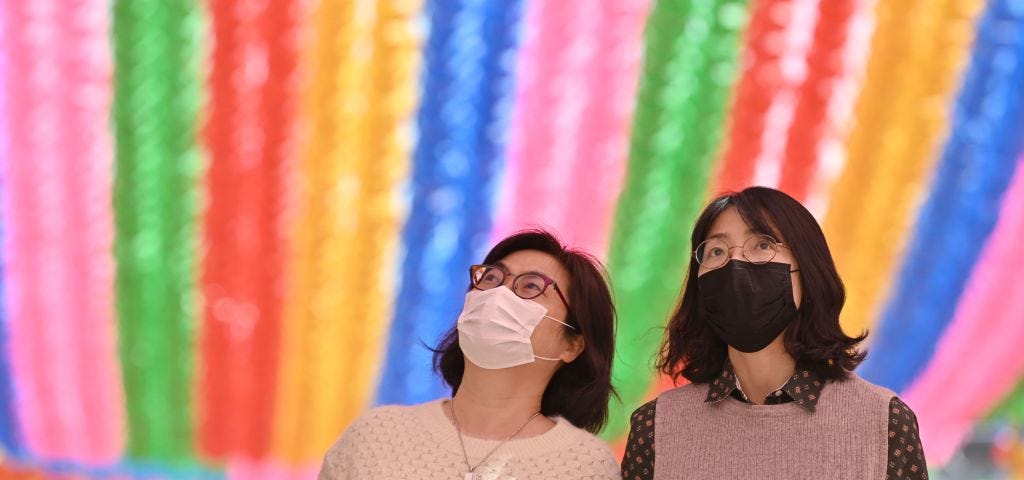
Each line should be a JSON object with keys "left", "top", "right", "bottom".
{"left": 654, "top": 374, "right": 893, "bottom": 480}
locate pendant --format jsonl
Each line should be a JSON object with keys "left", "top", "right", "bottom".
{"left": 464, "top": 473, "right": 475, "bottom": 480}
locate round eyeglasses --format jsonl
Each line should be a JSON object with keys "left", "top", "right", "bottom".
{"left": 694, "top": 234, "right": 787, "bottom": 270}
{"left": 469, "top": 264, "right": 570, "bottom": 308}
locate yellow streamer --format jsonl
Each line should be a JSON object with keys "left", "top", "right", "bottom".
{"left": 272, "top": 0, "right": 422, "bottom": 462}
{"left": 823, "top": 0, "right": 983, "bottom": 338}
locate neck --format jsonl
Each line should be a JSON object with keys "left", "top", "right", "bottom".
{"left": 448, "top": 363, "right": 554, "bottom": 439}
{"left": 727, "top": 336, "right": 796, "bottom": 405}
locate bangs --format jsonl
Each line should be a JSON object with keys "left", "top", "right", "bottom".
{"left": 703, "top": 194, "right": 786, "bottom": 243}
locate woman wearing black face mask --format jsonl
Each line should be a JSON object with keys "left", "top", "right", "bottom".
{"left": 621, "top": 187, "right": 927, "bottom": 480}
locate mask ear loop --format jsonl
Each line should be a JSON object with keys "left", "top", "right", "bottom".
{"left": 543, "top": 315, "right": 577, "bottom": 331}
{"left": 533, "top": 315, "right": 578, "bottom": 362}
{"left": 789, "top": 268, "right": 802, "bottom": 314}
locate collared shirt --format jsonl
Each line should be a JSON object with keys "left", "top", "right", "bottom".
{"left": 621, "top": 363, "right": 928, "bottom": 480}
{"left": 704, "top": 361, "right": 823, "bottom": 411}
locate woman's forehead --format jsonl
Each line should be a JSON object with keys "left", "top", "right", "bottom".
{"left": 497, "top": 250, "right": 570, "bottom": 288}
{"left": 706, "top": 206, "right": 781, "bottom": 242}
{"left": 706, "top": 208, "right": 750, "bottom": 238}
{"left": 498, "top": 249, "right": 562, "bottom": 273}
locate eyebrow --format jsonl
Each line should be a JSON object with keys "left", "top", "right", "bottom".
{"left": 706, "top": 229, "right": 755, "bottom": 241}
{"left": 493, "top": 261, "right": 553, "bottom": 281}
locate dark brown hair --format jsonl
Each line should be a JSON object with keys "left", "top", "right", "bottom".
{"left": 658, "top": 186, "right": 867, "bottom": 383}
{"left": 433, "top": 229, "right": 617, "bottom": 433}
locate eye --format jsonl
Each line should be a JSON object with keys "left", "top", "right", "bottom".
{"left": 708, "top": 247, "right": 725, "bottom": 257}
{"left": 520, "top": 278, "right": 544, "bottom": 292}
{"left": 474, "top": 266, "right": 505, "bottom": 287}
{"left": 514, "top": 275, "right": 549, "bottom": 299}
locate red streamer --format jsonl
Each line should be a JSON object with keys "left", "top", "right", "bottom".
{"left": 714, "top": 0, "right": 793, "bottom": 193}
{"left": 198, "top": 0, "right": 302, "bottom": 459}
{"left": 778, "top": 0, "right": 858, "bottom": 202}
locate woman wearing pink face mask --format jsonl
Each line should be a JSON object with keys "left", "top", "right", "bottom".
{"left": 319, "top": 230, "right": 619, "bottom": 480}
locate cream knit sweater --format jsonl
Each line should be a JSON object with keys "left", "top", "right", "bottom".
{"left": 318, "top": 399, "right": 619, "bottom": 479}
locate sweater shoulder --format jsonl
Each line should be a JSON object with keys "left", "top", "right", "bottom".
{"left": 353, "top": 401, "right": 427, "bottom": 424}
{"left": 656, "top": 382, "right": 708, "bottom": 405}
{"left": 566, "top": 421, "right": 617, "bottom": 453}
{"left": 324, "top": 401, "right": 437, "bottom": 455}
{"left": 319, "top": 401, "right": 441, "bottom": 478}
{"left": 830, "top": 374, "right": 897, "bottom": 402}
{"left": 555, "top": 420, "right": 620, "bottom": 478}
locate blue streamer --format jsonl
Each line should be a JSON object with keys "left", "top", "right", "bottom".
{"left": 375, "top": 0, "right": 525, "bottom": 405}
{"left": 0, "top": 2, "right": 25, "bottom": 455}
{"left": 859, "top": 0, "right": 1024, "bottom": 392}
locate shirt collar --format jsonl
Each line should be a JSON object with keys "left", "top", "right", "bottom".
{"left": 704, "top": 360, "right": 824, "bottom": 412}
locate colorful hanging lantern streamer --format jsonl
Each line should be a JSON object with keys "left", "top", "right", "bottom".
{"left": 990, "top": 375, "right": 1024, "bottom": 425}
{"left": 777, "top": 0, "right": 864, "bottom": 204}
{"left": 111, "top": 0, "right": 204, "bottom": 461}
{"left": 714, "top": 0, "right": 812, "bottom": 192}
{"left": 272, "top": 0, "right": 421, "bottom": 462}
{"left": 823, "top": 0, "right": 929, "bottom": 260}
{"left": 0, "top": 0, "right": 1023, "bottom": 477}
{"left": 603, "top": 0, "right": 752, "bottom": 440}
{"left": 491, "top": 0, "right": 649, "bottom": 256}
{"left": 0, "top": 461, "right": 45, "bottom": 480}
{"left": 823, "top": 0, "right": 984, "bottom": 339}
{"left": 2, "top": 0, "right": 124, "bottom": 463}
{"left": 903, "top": 153, "right": 1024, "bottom": 466}
{"left": 0, "top": 457, "right": 226, "bottom": 479}
{"left": 4, "top": 2, "right": 71, "bottom": 462}
{"left": 376, "top": 0, "right": 526, "bottom": 406}
{"left": 860, "top": 0, "right": 1024, "bottom": 393}
{"left": 226, "top": 457, "right": 319, "bottom": 480}
{"left": 0, "top": 1, "right": 23, "bottom": 457}
{"left": 198, "top": 0, "right": 303, "bottom": 460}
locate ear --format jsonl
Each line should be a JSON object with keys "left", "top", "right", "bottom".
{"left": 560, "top": 334, "right": 585, "bottom": 363}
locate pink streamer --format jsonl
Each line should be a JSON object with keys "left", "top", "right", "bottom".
{"left": 228, "top": 457, "right": 321, "bottom": 480}
{"left": 491, "top": 0, "right": 650, "bottom": 256}
{"left": 0, "top": 0, "right": 123, "bottom": 463}
{"left": 902, "top": 155, "right": 1024, "bottom": 466}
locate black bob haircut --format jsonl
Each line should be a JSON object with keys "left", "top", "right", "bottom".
{"left": 658, "top": 186, "right": 867, "bottom": 384}
{"left": 433, "top": 229, "right": 617, "bottom": 433}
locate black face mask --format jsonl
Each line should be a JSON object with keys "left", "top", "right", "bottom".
{"left": 697, "top": 260, "right": 798, "bottom": 353}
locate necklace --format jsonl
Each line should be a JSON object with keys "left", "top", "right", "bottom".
{"left": 448, "top": 399, "right": 542, "bottom": 480}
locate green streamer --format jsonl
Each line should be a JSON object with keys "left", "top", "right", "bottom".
{"left": 988, "top": 378, "right": 1024, "bottom": 425}
{"left": 602, "top": 0, "right": 751, "bottom": 440}
{"left": 112, "top": 0, "right": 203, "bottom": 460}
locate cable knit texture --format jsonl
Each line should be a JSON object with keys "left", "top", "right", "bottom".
{"left": 654, "top": 374, "right": 893, "bottom": 480}
{"left": 318, "top": 399, "right": 619, "bottom": 479}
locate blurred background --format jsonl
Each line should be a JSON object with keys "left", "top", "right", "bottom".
{"left": 0, "top": 0, "right": 1023, "bottom": 478}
